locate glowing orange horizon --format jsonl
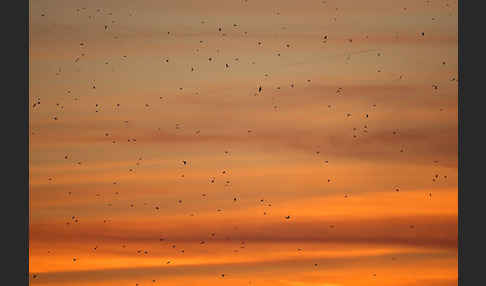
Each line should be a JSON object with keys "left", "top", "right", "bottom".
{"left": 29, "top": 0, "right": 458, "bottom": 285}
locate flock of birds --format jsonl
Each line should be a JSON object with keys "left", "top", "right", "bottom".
{"left": 31, "top": 0, "right": 457, "bottom": 284}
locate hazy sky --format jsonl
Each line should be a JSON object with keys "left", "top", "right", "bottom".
{"left": 29, "top": 0, "right": 458, "bottom": 285}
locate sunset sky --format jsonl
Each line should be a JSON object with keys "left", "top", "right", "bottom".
{"left": 29, "top": 0, "right": 458, "bottom": 285}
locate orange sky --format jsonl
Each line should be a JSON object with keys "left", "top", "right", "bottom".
{"left": 29, "top": 0, "right": 458, "bottom": 285}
